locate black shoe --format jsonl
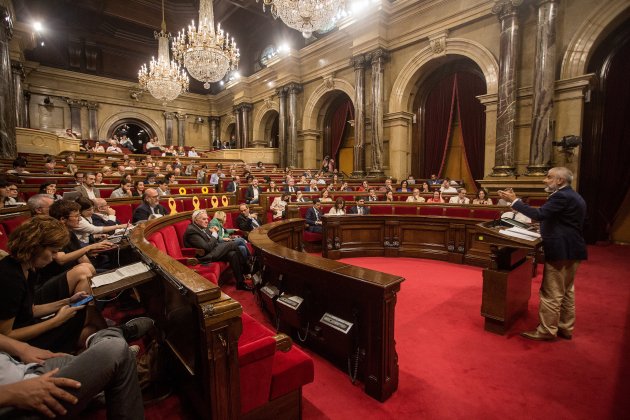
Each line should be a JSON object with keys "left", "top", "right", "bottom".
{"left": 557, "top": 329, "right": 573, "bottom": 340}
{"left": 121, "top": 317, "right": 154, "bottom": 342}
{"left": 236, "top": 283, "right": 254, "bottom": 291}
{"left": 520, "top": 330, "right": 556, "bottom": 341}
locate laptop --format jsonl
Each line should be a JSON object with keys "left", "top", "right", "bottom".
{"left": 107, "top": 223, "right": 132, "bottom": 244}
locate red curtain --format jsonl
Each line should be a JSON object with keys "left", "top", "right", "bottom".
{"left": 455, "top": 72, "right": 487, "bottom": 181}
{"left": 330, "top": 99, "right": 354, "bottom": 159}
{"left": 423, "top": 75, "right": 457, "bottom": 177}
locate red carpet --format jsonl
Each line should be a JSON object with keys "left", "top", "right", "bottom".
{"left": 231, "top": 244, "right": 630, "bottom": 420}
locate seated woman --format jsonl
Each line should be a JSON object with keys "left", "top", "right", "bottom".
{"left": 73, "top": 197, "right": 127, "bottom": 244}
{"left": 320, "top": 190, "right": 333, "bottom": 203}
{"left": 339, "top": 182, "right": 351, "bottom": 192}
{"left": 210, "top": 210, "right": 251, "bottom": 259}
{"left": 357, "top": 180, "right": 370, "bottom": 192}
{"left": 472, "top": 189, "right": 493, "bottom": 205}
{"left": 132, "top": 180, "right": 145, "bottom": 197}
{"left": 270, "top": 193, "right": 291, "bottom": 221}
{"left": 39, "top": 182, "right": 63, "bottom": 201}
{"left": 184, "top": 210, "right": 252, "bottom": 291}
{"left": 406, "top": 188, "right": 426, "bottom": 202}
{"left": 0, "top": 216, "right": 105, "bottom": 353}
{"left": 426, "top": 190, "right": 445, "bottom": 203}
{"left": 328, "top": 197, "right": 346, "bottom": 215}
{"left": 94, "top": 172, "right": 106, "bottom": 185}
{"left": 397, "top": 180, "right": 410, "bottom": 192}
{"left": 420, "top": 181, "right": 431, "bottom": 193}
{"left": 110, "top": 179, "right": 133, "bottom": 199}
{"left": 385, "top": 191, "right": 395, "bottom": 202}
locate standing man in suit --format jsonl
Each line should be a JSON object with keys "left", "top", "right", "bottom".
{"left": 132, "top": 188, "right": 168, "bottom": 223}
{"left": 245, "top": 178, "right": 261, "bottom": 204}
{"left": 348, "top": 197, "right": 370, "bottom": 215}
{"left": 305, "top": 198, "right": 323, "bottom": 233}
{"left": 498, "top": 167, "right": 587, "bottom": 341}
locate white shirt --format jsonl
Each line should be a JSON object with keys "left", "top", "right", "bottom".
{"left": 449, "top": 196, "right": 470, "bottom": 204}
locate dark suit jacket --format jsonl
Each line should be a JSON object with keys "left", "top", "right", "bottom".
{"left": 245, "top": 186, "right": 260, "bottom": 203}
{"left": 305, "top": 207, "right": 322, "bottom": 227}
{"left": 225, "top": 182, "right": 239, "bottom": 193}
{"left": 348, "top": 205, "right": 370, "bottom": 215}
{"left": 284, "top": 185, "right": 298, "bottom": 193}
{"left": 512, "top": 186, "right": 587, "bottom": 261}
{"left": 132, "top": 202, "right": 168, "bottom": 223}
{"left": 183, "top": 224, "right": 239, "bottom": 262}
{"left": 236, "top": 213, "right": 259, "bottom": 235}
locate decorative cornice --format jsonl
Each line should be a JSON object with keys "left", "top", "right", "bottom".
{"left": 323, "top": 74, "right": 335, "bottom": 91}
{"left": 366, "top": 48, "right": 390, "bottom": 64}
{"left": 350, "top": 54, "right": 366, "bottom": 70}
{"left": 286, "top": 83, "right": 302, "bottom": 94}
{"left": 429, "top": 31, "right": 448, "bottom": 56}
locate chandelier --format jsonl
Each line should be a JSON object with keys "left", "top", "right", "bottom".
{"left": 138, "top": 0, "right": 189, "bottom": 105}
{"left": 172, "top": 0, "right": 240, "bottom": 89}
{"left": 259, "top": 0, "right": 346, "bottom": 38}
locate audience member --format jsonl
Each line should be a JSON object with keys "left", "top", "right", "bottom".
{"left": 305, "top": 199, "right": 323, "bottom": 233}
{"left": 427, "top": 190, "right": 445, "bottom": 203}
{"left": 406, "top": 188, "right": 426, "bottom": 202}
{"left": 397, "top": 180, "right": 410, "bottom": 192}
{"left": 270, "top": 193, "right": 291, "bottom": 221}
{"left": 328, "top": 197, "right": 346, "bottom": 215}
{"left": 245, "top": 178, "right": 261, "bottom": 204}
{"left": 73, "top": 197, "right": 126, "bottom": 244}
{"left": 91, "top": 198, "right": 120, "bottom": 226}
{"left": 348, "top": 197, "right": 370, "bottom": 215}
{"left": 132, "top": 189, "right": 167, "bottom": 223}
{"left": 449, "top": 188, "right": 470, "bottom": 204}
{"left": 236, "top": 204, "right": 260, "bottom": 238}
{"left": 132, "top": 180, "right": 146, "bottom": 197}
{"left": 74, "top": 173, "right": 100, "bottom": 200}
{"left": 472, "top": 189, "right": 493, "bottom": 205}
{"left": 27, "top": 194, "right": 54, "bottom": 216}
{"left": 110, "top": 179, "right": 133, "bottom": 199}
{"left": 320, "top": 190, "right": 333, "bottom": 203}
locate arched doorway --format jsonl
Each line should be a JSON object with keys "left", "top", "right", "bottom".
{"left": 322, "top": 94, "right": 354, "bottom": 175}
{"left": 226, "top": 123, "right": 236, "bottom": 148}
{"left": 107, "top": 118, "right": 155, "bottom": 152}
{"left": 411, "top": 58, "right": 486, "bottom": 188}
{"left": 260, "top": 110, "right": 279, "bottom": 148}
{"left": 579, "top": 18, "right": 630, "bottom": 243}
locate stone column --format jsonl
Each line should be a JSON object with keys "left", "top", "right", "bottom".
{"left": 0, "top": 6, "right": 16, "bottom": 158}
{"left": 23, "top": 91, "right": 31, "bottom": 129}
{"left": 491, "top": 0, "right": 523, "bottom": 176}
{"left": 233, "top": 106, "right": 242, "bottom": 148}
{"left": 11, "top": 62, "right": 25, "bottom": 127}
{"left": 209, "top": 116, "right": 220, "bottom": 149}
{"left": 277, "top": 87, "right": 287, "bottom": 168}
{"left": 367, "top": 49, "right": 388, "bottom": 176}
{"left": 287, "top": 83, "right": 302, "bottom": 168}
{"left": 87, "top": 102, "right": 98, "bottom": 140}
{"left": 176, "top": 113, "right": 187, "bottom": 147}
{"left": 302, "top": 129, "right": 319, "bottom": 170}
{"left": 67, "top": 100, "right": 83, "bottom": 138}
{"left": 164, "top": 112, "right": 175, "bottom": 145}
{"left": 351, "top": 54, "right": 366, "bottom": 177}
{"left": 241, "top": 103, "right": 252, "bottom": 148}
{"left": 526, "top": 0, "right": 558, "bottom": 176}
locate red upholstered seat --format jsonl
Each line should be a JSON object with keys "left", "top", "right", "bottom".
{"left": 419, "top": 205, "right": 445, "bottom": 216}
{"left": 269, "top": 345, "right": 314, "bottom": 400}
{"left": 472, "top": 208, "right": 502, "bottom": 220}
{"left": 110, "top": 204, "right": 133, "bottom": 224}
{"left": 394, "top": 205, "right": 418, "bottom": 215}
{"left": 444, "top": 207, "right": 472, "bottom": 218}
{"left": 369, "top": 205, "right": 393, "bottom": 215}
{"left": 303, "top": 230, "right": 322, "bottom": 243}
{"left": 2, "top": 215, "right": 29, "bottom": 234}
{"left": 98, "top": 188, "right": 114, "bottom": 198}
{"left": 0, "top": 224, "right": 9, "bottom": 252}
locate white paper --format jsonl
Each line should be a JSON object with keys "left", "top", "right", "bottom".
{"left": 91, "top": 262, "right": 151, "bottom": 288}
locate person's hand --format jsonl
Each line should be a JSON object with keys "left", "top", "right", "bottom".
{"left": 251, "top": 213, "right": 258, "bottom": 219}
{"left": 223, "top": 236, "right": 232, "bottom": 241}
{"left": 2, "top": 369, "right": 80, "bottom": 418}
{"left": 107, "top": 207, "right": 116, "bottom": 216}
{"left": 210, "top": 226, "right": 220, "bottom": 233}
{"left": 497, "top": 188, "right": 517, "bottom": 203}
{"left": 53, "top": 305, "right": 83, "bottom": 326}
{"left": 15, "top": 342, "right": 68, "bottom": 364}
{"left": 68, "top": 291, "right": 89, "bottom": 305}
{"left": 89, "top": 241, "right": 115, "bottom": 253}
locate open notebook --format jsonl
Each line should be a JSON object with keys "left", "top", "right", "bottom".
{"left": 91, "top": 262, "right": 152, "bottom": 288}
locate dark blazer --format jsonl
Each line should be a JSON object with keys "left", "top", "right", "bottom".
{"left": 305, "top": 206, "right": 322, "bottom": 227}
{"left": 348, "top": 205, "right": 370, "bottom": 215}
{"left": 132, "top": 202, "right": 168, "bottom": 223}
{"left": 236, "top": 213, "right": 259, "bottom": 235}
{"left": 225, "top": 182, "right": 239, "bottom": 193}
{"left": 183, "top": 223, "right": 240, "bottom": 262}
{"left": 512, "top": 186, "right": 587, "bottom": 261}
{"left": 245, "top": 186, "right": 260, "bottom": 203}
{"left": 284, "top": 185, "right": 298, "bottom": 193}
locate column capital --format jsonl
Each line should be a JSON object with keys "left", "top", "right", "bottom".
{"left": 492, "top": 0, "right": 523, "bottom": 20}
{"left": 238, "top": 103, "right": 253, "bottom": 112}
{"left": 86, "top": 102, "right": 99, "bottom": 110}
{"left": 534, "top": 0, "right": 557, "bottom": 7}
{"left": 276, "top": 87, "right": 287, "bottom": 98}
{"left": 286, "top": 83, "right": 302, "bottom": 94}
{"left": 208, "top": 116, "right": 221, "bottom": 122}
{"left": 66, "top": 99, "right": 85, "bottom": 108}
{"left": 11, "top": 62, "right": 24, "bottom": 77}
{"left": 366, "top": 48, "right": 390, "bottom": 64}
{"left": 163, "top": 111, "right": 175, "bottom": 120}
{"left": 175, "top": 112, "right": 187, "bottom": 120}
{"left": 0, "top": 6, "right": 13, "bottom": 39}
{"left": 350, "top": 54, "right": 366, "bottom": 70}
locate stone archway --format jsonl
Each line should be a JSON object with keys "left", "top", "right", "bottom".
{"left": 100, "top": 111, "right": 163, "bottom": 143}
{"left": 560, "top": 0, "right": 630, "bottom": 79}
{"left": 253, "top": 107, "right": 279, "bottom": 147}
{"left": 388, "top": 38, "right": 498, "bottom": 114}
{"left": 220, "top": 115, "right": 236, "bottom": 143}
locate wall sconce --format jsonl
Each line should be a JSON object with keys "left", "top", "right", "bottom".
{"left": 43, "top": 96, "right": 53, "bottom": 106}
{"left": 553, "top": 135, "right": 582, "bottom": 161}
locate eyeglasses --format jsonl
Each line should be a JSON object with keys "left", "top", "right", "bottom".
{"left": 67, "top": 214, "right": 81, "bottom": 219}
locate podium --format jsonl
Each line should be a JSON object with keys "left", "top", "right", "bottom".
{"left": 475, "top": 221, "right": 542, "bottom": 334}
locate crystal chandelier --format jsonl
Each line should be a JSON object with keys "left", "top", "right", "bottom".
{"left": 259, "top": 0, "right": 346, "bottom": 38}
{"left": 172, "top": 0, "right": 240, "bottom": 89}
{"left": 138, "top": 0, "right": 189, "bottom": 105}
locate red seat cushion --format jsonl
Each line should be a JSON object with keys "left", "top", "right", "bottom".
{"left": 269, "top": 345, "right": 314, "bottom": 400}
{"left": 110, "top": 204, "right": 133, "bottom": 224}
{"left": 444, "top": 207, "right": 472, "bottom": 218}
{"left": 394, "top": 205, "right": 418, "bottom": 215}
{"left": 419, "top": 206, "right": 445, "bottom": 216}
{"left": 0, "top": 224, "right": 9, "bottom": 252}
{"left": 472, "top": 208, "right": 502, "bottom": 220}
{"left": 369, "top": 205, "right": 392, "bottom": 215}
{"left": 303, "top": 231, "right": 322, "bottom": 243}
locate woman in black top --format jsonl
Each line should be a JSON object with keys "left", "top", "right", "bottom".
{"left": 0, "top": 216, "right": 93, "bottom": 353}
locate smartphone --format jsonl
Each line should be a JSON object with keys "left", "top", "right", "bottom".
{"left": 70, "top": 295, "right": 94, "bottom": 307}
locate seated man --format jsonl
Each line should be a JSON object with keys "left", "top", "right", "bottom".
{"left": 305, "top": 198, "right": 323, "bottom": 233}
{"left": 236, "top": 204, "right": 261, "bottom": 238}
{"left": 132, "top": 188, "right": 168, "bottom": 223}
{"left": 448, "top": 188, "right": 470, "bottom": 204}
{"left": 440, "top": 178, "right": 458, "bottom": 194}
{"left": 348, "top": 197, "right": 370, "bottom": 215}
{"left": 209, "top": 168, "right": 224, "bottom": 186}
{"left": 92, "top": 198, "right": 120, "bottom": 226}
{"left": 184, "top": 210, "right": 252, "bottom": 291}
{"left": 225, "top": 176, "right": 240, "bottom": 193}
{"left": 27, "top": 194, "right": 54, "bottom": 216}
{"left": 0, "top": 317, "right": 152, "bottom": 419}
{"left": 245, "top": 178, "right": 261, "bottom": 204}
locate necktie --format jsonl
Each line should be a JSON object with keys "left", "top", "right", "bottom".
{"left": 359, "top": 207, "right": 363, "bottom": 215}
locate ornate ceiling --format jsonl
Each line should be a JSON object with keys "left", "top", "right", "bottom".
{"left": 13, "top": 0, "right": 309, "bottom": 94}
